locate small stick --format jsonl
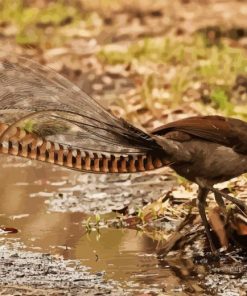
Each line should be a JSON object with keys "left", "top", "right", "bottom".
{"left": 207, "top": 186, "right": 247, "bottom": 214}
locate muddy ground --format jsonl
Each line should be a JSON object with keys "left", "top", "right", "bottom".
{"left": 0, "top": 156, "right": 246, "bottom": 295}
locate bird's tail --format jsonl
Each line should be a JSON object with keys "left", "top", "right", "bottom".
{"left": 0, "top": 55, "right": 173, "bottom": 172}
{"left": 0, "top": 123, "right": 168, "bottom": 173}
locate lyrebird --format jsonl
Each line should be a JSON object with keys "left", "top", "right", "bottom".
{"left": 0, "top": 56, "right": 246, "bottom": 253}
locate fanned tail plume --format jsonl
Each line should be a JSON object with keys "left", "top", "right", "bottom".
{"left": 0, "top": 55, "right": 167, "bottom": 172}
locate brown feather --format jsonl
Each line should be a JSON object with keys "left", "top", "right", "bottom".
{"left": 152, "top": 115, "right": 247, "bottom": 154}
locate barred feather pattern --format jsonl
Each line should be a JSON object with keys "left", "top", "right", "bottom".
{"left": 0, "top": 123, "right": 166, "bottom": 173}
{"left": 0, "top": 55, "right": 167, "bottom": 172}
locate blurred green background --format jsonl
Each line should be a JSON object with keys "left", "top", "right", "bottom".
{"left": 1, "top": 0, "right": 247, "bottom": 129}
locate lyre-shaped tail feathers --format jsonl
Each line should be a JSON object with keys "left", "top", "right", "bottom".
{"left": 0, "top": 55, "right": 163, "bottom": 156}
{"left": 0, "top": 123, "right": 168, "bottom": 173}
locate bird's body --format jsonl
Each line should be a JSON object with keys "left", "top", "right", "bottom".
{"left": 152, "top": 116, "right": 247, "bottom": 185}
{"left": 151, "top": 116, "right": 247, "bottom": 252}
{"left": 171, "top": 140, "right": 247, "bottom": 184}
{"left": 0, "top": 56, "right": 246, "bottom": 253}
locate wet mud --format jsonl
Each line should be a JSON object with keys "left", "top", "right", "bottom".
{"left": 0, "top": 155, "right": 246, "bottom": 295}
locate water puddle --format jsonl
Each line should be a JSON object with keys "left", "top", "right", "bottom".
{"left": 0, "top": 155, "right": 246, "bottom": 295}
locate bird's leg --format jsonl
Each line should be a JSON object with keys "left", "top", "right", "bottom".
{"left": 214, "top": 192, "right": 226, "bottom": 212}
{"left": 197, "top": 187, "right": 217, "bottom": 254}
{"left": 208, "top": 187, "right": 247, "bottom": 214}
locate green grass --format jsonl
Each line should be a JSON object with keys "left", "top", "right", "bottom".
{"left": 98, "top": 36, "right": 247, "bottom": 115}
{"left": 0, "top": 0, "right": 81, "bottom": 46}
{"left": 22, "top": 120, "right": 35, "bottom": 133}
{"left": 210, "top": 88, "right": 233, "bottom": 113}
{"left": 2, "top": 0, "right": 247, "bottom": 116}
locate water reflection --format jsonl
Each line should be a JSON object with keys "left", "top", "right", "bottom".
{"left": 1, "top": 155, "right": 244, "bottom": 294}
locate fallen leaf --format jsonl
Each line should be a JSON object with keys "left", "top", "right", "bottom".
{"left": 0, "top": 227, "right": 18, "bottom": 234}
{"left": 208, "top": 207, "right": 228, "bottom": 248}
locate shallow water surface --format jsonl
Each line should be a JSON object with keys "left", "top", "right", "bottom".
{"left": 0, "top": 155, "right": 246, "bottom": 295}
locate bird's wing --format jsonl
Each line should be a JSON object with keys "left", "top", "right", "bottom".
{"left": 0, "top": 56, "right": 162, "bottom": 155}
{"left": 152, "top": 115, "right": 247, "bottom": 153}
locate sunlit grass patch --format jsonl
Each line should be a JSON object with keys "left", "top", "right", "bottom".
{"left": 210, "top": 88, "right": 233, "bottom": 113}
{"left": 22, "top": 119, "right": 35, "bottom": 133}
{"left": 98, "top": 36, "right": 247, "bottom": 115}
{"left": 0, "top": 0, "right": 80, "bottom": 46}
{"left": 98, "top": 37, "right": 188, "bottom": 65}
